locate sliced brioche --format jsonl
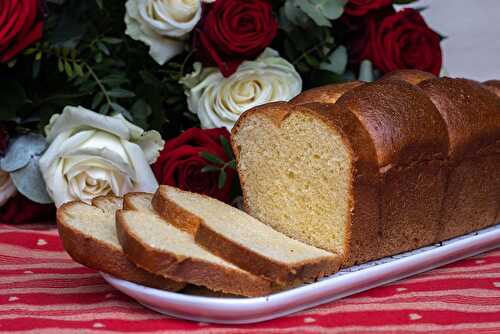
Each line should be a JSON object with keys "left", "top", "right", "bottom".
{"left": 56, "top": 196, "right": 185, "bottom": 291}
{"left": 116, "top": 193, "right": 275, "bottom": 297}
{"left": 153, "top": 186, "right": 341, "bottom": 284}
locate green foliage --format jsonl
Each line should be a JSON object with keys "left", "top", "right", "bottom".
{"left": 277, "top": 0, "right": 355, "bottom": 88}
{"left": 200, "top": 135, "right": 238, "bottom": 190}
{"left": 0, "top": 0, "right": 194, "bottom": 138}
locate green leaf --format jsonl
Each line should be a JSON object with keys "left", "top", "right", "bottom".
{"left": 130, "top": 99, "right": 152, "bottom": 128}
{"left": 95, "top": 52, "right": 103, "bottom": 63}
{"left": 226, "top": 160, "right": 237, "bottom": 169}
{"left": 35, "top": 51, "right": 42, "bottom": 61}
{"left": 320, "top": 45, "right": 348, "bottom": 74}
{"left": 96, "top": 0, "right": 103, "bottom": 9}
{"left": 96, "top": 41, "right": 110, "bottom": 56}
{"left": 32, "top": 59, "right": 41, "bottom": 79}
{"left": 64, "top": 60, "right": 73, "bottom": 77}
{"left": 358, "top": 59, "right": 375, "bottom": 82}
{"left": 102, "top": 37, "right": 122, "bottom": 44}
{"left": 109, "top": 102, "right": 129, "bottom": 115}
{"left": 311, "top": 0, "right": 347, "bottom": 20}
{"left": 108, "top": 88, "right": 135, "bottom": 98}
{"left": 101, "top": 76, "right": 128, "bottom": 86}
{"left": 219, "top": 135, "right": 235, "bottom": 160}
{"left": 297, "top": 1, "right": 331, "bottom": 27}
{"left": 57, "top": 58, "right": 64, "bottom": 72}
{"left": 293, "top": 0, "right": 347, "bottom": 27}
{"left": 74, "top": 63, "right": 84, "bottom": 76}
{"left": 99, "top": 103, "right": 110, "bottom": 115}
{"left": 200, "top": 151, "right": 224, "bottom": 165}
{"left": 201, "top": 165, "right": 220, "bottom": 173}
{"left": 91, "top": 92, "right": 104, "bottom": 109}
{"left": 218, "top": 169, "right": 227, "bottom": 189}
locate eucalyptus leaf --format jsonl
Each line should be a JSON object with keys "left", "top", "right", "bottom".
{"left": 219, "top": 136, "right": 234, "bottom": 160}
{"left": 218, "top": 169, "right": 227, "bottom": 189}
{"left": 91, "top": 92, "right": 104, "bottom": 109}
{"left": 0, "top": 134, "right": 48, "bottom": 172}
{"left": 358, "top": 59, "right": 375, "bottom": 82}
{"left": 201, "top": 165, "right": 220, "bottom": 173}
{"left": 311, "top": 0, "right": 347, "bottom": 20}
{"left": 320, "top": 45, "right": 348, "bottom": 74}
{"left": 108, "top": 88, "right": 135, "bottom": 98}
{"left": 200, "top": 151, "right": 224, "bottom": 165}
{"left": 297, "top": 1, "right": 331, "bottom": 27}
{"left": 10, "top": 155, "right": 53, "bottom": 204}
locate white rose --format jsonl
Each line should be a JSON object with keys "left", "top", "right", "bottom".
{"left": 182, "top": 48, "right": 302, "bottom": 130}
{"left": 39, "top": 106, "right": 164, "bottom": 207}
{"left": 125, "top": 0, "right": 202, "bottom": 65}
{"left": 0, "top": 171, "right": 16, "bottom": 207}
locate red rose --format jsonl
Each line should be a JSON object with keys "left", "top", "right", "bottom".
{"left": 344, "top": 0, "right": 392, "bottom": 16}
{"left": 194, "top": 0, "right": 278, "bottom": 77}
{"left": 0, "top": 0, "right": 45, "bottom": 63}
{"left": 369, "top": 8, "right": 442, "bottom": 75}
{"left": 0, "top": 194, "right": 55, "bottom": 224}
{"left": 152, "top": 128, "right": 237, "bottom": 203}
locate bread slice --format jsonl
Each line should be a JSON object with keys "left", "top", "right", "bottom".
{"left": 56, "top": 196, "right": 185, "bottom": 291}
{"left": 116, "top": 193, "right": 275, "bottom": 297}
{"left": 153, "top": 186, "right": 342, "bottom": 284}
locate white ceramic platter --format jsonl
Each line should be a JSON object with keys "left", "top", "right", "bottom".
{"left": 101, "top": 223, "right": 500, "bottom": 324}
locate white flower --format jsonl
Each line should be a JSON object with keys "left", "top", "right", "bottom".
{"left": 125, "top": 0, "right": 202, "bottom": 65}
{"left": 39, "top": 106, "right": 164, "bottom": 207}
{"left": 182, "top": 48, "right": 302, "bottom": 130}
{"left": 0, "top": 171, "right": 16, "bottom": 207}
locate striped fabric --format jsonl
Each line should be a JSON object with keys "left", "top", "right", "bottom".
{"left": 1, "top": 223, "right": 500, "bottom": 333}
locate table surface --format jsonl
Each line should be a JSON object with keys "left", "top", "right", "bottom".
{"left": 1, "top": 223, "right": 499, "bottom": 334}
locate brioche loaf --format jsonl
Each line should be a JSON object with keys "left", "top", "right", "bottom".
{"left": 482, "top": 79, "right": 500, "bottom": 223}
{"left": 383, "top": 73, "right": 500, "bottom": 239}
{"left": 153, "top": 185, "right": 341, "bottom": 284}
{"left": 116, "top": 193, "right": 275, "bottom": 297}
{"left": 232, "top": 73, "right": 500, "bottom": 266}
{"left": 56, "top": 196, "right": 185, "bottom": 291}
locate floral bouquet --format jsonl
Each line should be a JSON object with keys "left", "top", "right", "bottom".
{"left": 0, "top": 0, "right": 443, "bottom": 223}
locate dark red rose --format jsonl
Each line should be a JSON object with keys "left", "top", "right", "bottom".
{"left": 368, "top": 8, "right": 442, "bottom": 75}
{"left": 344, "top": 0, "right": 392, "bottom": 16}
{"left": 340, "top": 5, "right": 395, "bottom": 65}
{"left": 0, "top": 0, "right": 45, "bottom": 63}
{"left": 0, "top": 194, "right": 55, "bottom": 224}
{"left": 152, "top": 128, "right": 237, "bottom": 203}
{"left": 194, "top": 0, "right": 278, "bottom": 77}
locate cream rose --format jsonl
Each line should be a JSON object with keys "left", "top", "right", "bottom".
{"left": 125, "top": 0, "right": 202, "bottom": 65}
{"left": 182, "top": 48, "right": 302, "bottom": 130}
{"left": 39, "top": 106, "right": 164, "bottom": 207}
{"left": 0, "top": 171, "right": 16, "bottom": 207}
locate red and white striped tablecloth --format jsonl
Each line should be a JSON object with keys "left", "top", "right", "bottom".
{"left": 1, "top": 222, "right": 500, "bottom": 334}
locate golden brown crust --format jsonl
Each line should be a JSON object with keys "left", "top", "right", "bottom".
{"left": 290, "top": 81, "right": 364, "bottom": 105}
{"left": 56, "top": 201, "right": 185, "bottom": 291}
{"left": 154, "top": 185, "right": 341, "bottom": 284}
{"left": 418, "top": 78, "right": 500, "bottom": 241}
{"left": 152, "top": 189, "right": 201, "bottom": 234}
{"left": 115, "top": 209, "right": 275, "bottom": 297}
{"left": 483, "top": 80, "right": 500, "bottom": 97}
{"left": 380, "top": 69, "right": 436, "bottom": 85}
{"left": 336, "top": 80, "right": 449, "bottom": 167}
{"left": 418, "top": 78, "right": 500, "bottom": 159}
{"left": 91, "top": 194, "right": 122, "bottom": 211}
